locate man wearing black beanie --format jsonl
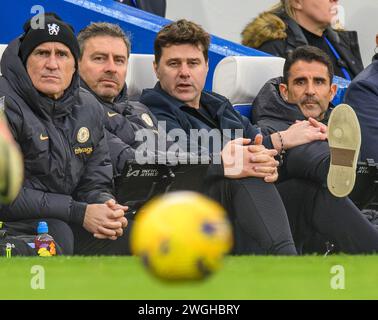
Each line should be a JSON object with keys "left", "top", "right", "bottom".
{"left": 0, "top": 13, "right": 132, "bottom": 256}
{"left": 19, "top": 13, "right": 80, "bottom": 66}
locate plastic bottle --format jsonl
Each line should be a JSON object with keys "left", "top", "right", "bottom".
{"left": 34, "top": 221, "right": 57, "bottom": 257}
{"left": 332, "top": 76, "right": 351, "bottom": 106}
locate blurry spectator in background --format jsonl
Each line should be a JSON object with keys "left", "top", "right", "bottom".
{"left": 373, "top": 34, "right": 378, "bottom": 62}
{"left": 241, "top": 0, "right": 363, "bottom": 80}
{"left": 114, "top": 0, "right": 166, "bottom": 17}
{"left": 344, "top": 44, "right": 378, "bottom": 162}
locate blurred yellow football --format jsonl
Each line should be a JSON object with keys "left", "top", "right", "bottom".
{"left": 131, "top": 191, "right": 233, "bottom": 281}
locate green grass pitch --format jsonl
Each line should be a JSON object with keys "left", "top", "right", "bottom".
{"left": 0, "top": 255, "right": 377, "bottom": 300}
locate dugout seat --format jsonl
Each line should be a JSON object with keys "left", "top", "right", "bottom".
{"left": 126, "top": 53, "right": 157, "bottom": 100}
{"left": 212, "top": 55, "right": 285, "bottom": 119}
{"left": 0, "top": 44, "right": 7, "bottom": 75}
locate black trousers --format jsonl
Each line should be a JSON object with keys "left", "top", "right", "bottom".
{"left": 283, "top": 140, "right": 377, "bottom": 206}
{"left": 204, "top": 165, "right": 378, "bottom": 255}
{"left": 282, "top": 140, "right": 330, "bottom": 185}
{"left": 277, "top": 179, "right": 378, "bottom": 254}
{"left": 282, "top": 141, "right": 378, "bottom": 253}
{"left": 205, "top": 176, "right": 297, "bottom": 255}
{"left": 3, "top": 219, "right": 132, "bottom": 255}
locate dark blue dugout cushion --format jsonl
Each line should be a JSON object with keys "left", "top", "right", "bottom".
{"left": 234, "top": 104, "right": 253, "bottom": 118}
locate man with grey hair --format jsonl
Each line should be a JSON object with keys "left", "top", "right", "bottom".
{"left": 78, "top": 22, "right": 159, "bottom": 175}
{"left": 0, "top": 14, "right": 131, "bottom": 255}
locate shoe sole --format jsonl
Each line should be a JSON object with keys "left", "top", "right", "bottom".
{"left": 327, "top": 104, "right": 361, "bottom": 197}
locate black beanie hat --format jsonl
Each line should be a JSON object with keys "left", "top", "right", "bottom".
{"left": 19, "top": 13, "right": 80, "bottom": 64}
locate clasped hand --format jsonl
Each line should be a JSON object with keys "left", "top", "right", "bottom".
{"left": 83, "top": 199, "right": 128, "bottom": 240}
{"left": 222, "top": 135, "right": 279, "bottom": 182}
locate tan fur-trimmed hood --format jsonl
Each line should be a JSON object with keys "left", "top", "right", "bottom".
{"left": 241, "top": 12, "right": 287, "bottom": 48}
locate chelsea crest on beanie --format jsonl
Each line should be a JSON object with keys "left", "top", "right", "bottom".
{"left": 19, "top": 13, "right": 80, "bottom": 64}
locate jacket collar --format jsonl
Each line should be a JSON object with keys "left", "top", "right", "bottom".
{"left": 280, "top": 12, "right": 337, "bottom": 48}
{"left": 145, "top": 82, "right": 229, "bottom": 118}
{"left": 80, "top": 78, "right": 133, "bottom": 116}
{"left": 325, "top": 29, "right": 362, "bottom": 77}
{"left": 279, "top": 12, "right": 308, "bottom": 48}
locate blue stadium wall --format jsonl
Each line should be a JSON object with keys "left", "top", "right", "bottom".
{"left": 0, "top": 0, "right": 269, "bottom": 90}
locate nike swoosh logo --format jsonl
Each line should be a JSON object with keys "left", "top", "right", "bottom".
{"left": 39, "top": 134, "right": 49, "bottom": 141}
{"left": 107, "top": 112, "right": 118, "bottom": 118}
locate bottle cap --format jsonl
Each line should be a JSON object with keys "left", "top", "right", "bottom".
{"left": 37, "top": 221, "right": 48, "bottom": 234}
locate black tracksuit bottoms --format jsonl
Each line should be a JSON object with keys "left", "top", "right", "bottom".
{"left": 277, "top": 179, "right": 378, "bottom": 254}
{"left": 205, "top": 176, "right": 297, "bottom": 255}
{"left": 282, "top": 140, "right": 378, "bottom": 253}
{"left": 205, "top": 175, "right": 378, "bottom": 255}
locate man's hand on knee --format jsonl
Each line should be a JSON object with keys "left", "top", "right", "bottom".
{"left": 221, "top": 138, "right": 279, "bottom": 181}
{"left": 83, "top": 203, "right": 128, "bottom": 240}
{"left": 275, "top": 120, "right": 327, "bottom": 150}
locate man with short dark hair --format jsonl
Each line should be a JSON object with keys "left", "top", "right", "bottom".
{"left": 78, "top": 22, "right": 159, "bottom": 175}
{"left": 281, "top": 45, "right": 336, "bottom": 121}
{"left": 140, "top": 20, "right": 369, "bottom": 255}
{"left": 0, "top": 14, "right": 131, "bottom": 255}
{"left": 142, "top": 19, "right": 300, "bottom": 255}
{"left": 255, "top": 46, "right": 338, "bottom": 187}
{"left": 254, "top": 45, "right": 378, "bottom": 253}
{"left": 344, "top": 42, "right": 378, "bottom": 163}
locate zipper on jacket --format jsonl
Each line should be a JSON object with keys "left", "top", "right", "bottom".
{"left": 52, "top": 105, "right": 70, "bottom": 192}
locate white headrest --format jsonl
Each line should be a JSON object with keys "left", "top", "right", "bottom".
{"left": 213, "top": 56, "right": 285, "bottom": 105}
{"left": 126, "top": 53, "right": 157, "bottom": 100}
{"left": 0, "top": 49, "right": 157, "bottom": 94}
{"left": 0, "top": 44, "right": 7, "bottom": 75}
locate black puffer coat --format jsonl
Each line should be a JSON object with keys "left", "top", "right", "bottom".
{"left": 81, "top": 80, "right": 159, "bottom": 175}
{"left": 0, "top": 38, "right": 114, "bottom": 225}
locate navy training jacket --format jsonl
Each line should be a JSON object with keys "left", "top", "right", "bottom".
{"left": 140, "top": 83, "right": 273, "bottom": 153}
